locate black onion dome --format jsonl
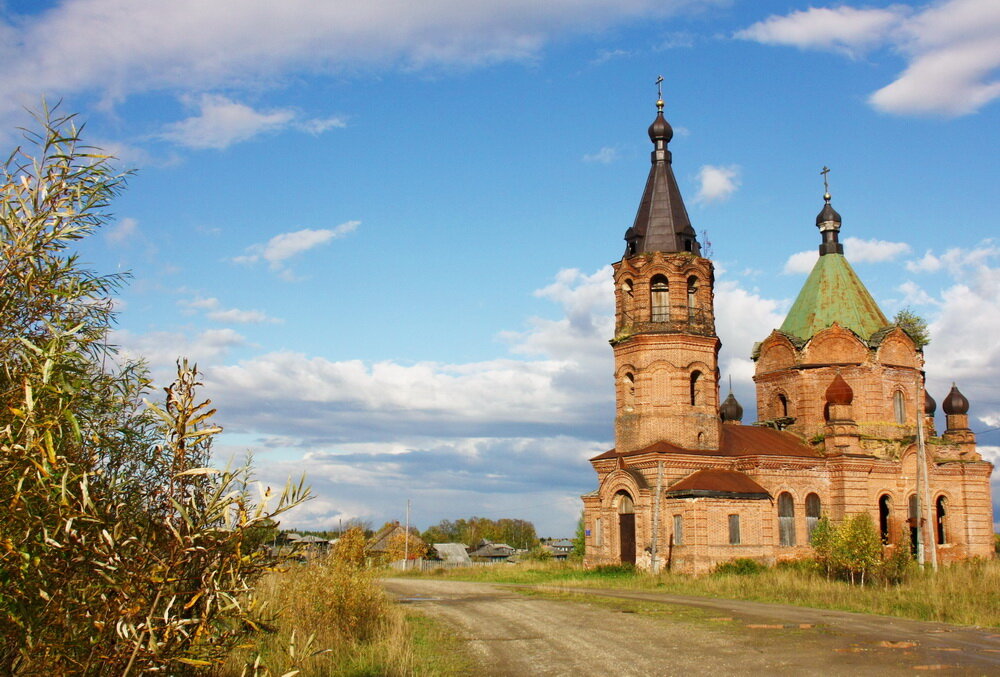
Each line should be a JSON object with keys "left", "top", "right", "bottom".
{"left": 924, "top": 390, "right": 937, "bottom": 415}
{"left": 825, "top": 373, "right": 853, "bottom": 405}
{"left": 942, "top": 384, "right": 969, "bottom": 415}
{"left": 719, "top": 392, "right": 744, "bottom": 423}
{"left": 648, "top": 111, "right": 673, "bottom": 143}
{"left": 816, "top": 198, "right": 842, "bottom": 226}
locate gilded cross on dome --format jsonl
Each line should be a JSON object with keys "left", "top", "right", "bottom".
{"left": 821, "top": 165, "right": 831, "bottom": 198}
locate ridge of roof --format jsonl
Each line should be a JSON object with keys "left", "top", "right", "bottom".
{"left": 590, "top": 425, "right": 820, "bottom": 461}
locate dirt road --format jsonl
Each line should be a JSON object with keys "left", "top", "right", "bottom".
{"left": 383, "top": 578, "right": 1000, "bottom": 675}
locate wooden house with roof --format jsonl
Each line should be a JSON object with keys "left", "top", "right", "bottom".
{"left": 582, "top": 93, "right": 994, "bottom": 574}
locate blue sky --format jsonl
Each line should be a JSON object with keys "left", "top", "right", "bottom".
{"left": 3, "top": 0, "right": 997, "bottom": 535}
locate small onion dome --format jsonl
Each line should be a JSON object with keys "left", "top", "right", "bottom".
{"left": 825, "top": 373, "right": 853, "bottom": 405}
{"left": 924, "top": 390, "right": 937, "bottom": 416}
{"left": 942, "top": 383, "right": 969, "bottom": 415}
{"left": 648, "top": 110, "right": 674, "bottom": 143}
{"left": 719, "top": 392, "right": 744, "bottom": 423}
{"left": 816, "top": 195, "right": 842, "bottom": 227}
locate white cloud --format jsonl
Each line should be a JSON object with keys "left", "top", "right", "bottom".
{"left": 105, "top": 217, "right": 139, "bottom": 245}
{"left": 0, "top": 0, "right": 723, "bottom": 123}
{"left": 870, "top": 0, "right": 1000, "bottom": 116}
{"left": 782, "top": 237, "right": 910, "bottom": 274}
{"left": 583, "top": 146, "right": 620, "bottom": 164}
{"left": 695, "top": 164, "right": 740, "bottom": 203}
{"left": 160, "top": 94, "right": 344, "bottom": 150}
{"left": 896, "top": 280, "right": 936, "bottom": 307}
{"left": 843, "top": 236, "right": 911, "bottom": 263}
{"left": 906, "top": 250, "right": 944, "bottom": 273}
{"left": 179, "top": 296, "right": 279, "bottom": 324}
{"left": 714, "top": 277, "right": 789, "bottom": 413}
{"left": 735, "top": 6, "right": 906, "bottom": 57}
{"left": 207, "top": 308, "right": 275, "bottom": 324}
{"left": 906, "top": 243, "right": 1000, "bottom": 276}
{"left": 736, "top": 0, "right": 1000, "bottom": 116}
{"left": 783, "top": 249, "right": 818, "bottom": 274}
{"left": 113, "top": 327, "right": 246, "bottom": 382}
{"left": 234, "top": 221, "right": 360, "bottom": 274}
{"left": 590, "top": 49, "right": 633, "bottom": 65}
{"left": 920, "top": 256, "right": 1000, "bottom": 439}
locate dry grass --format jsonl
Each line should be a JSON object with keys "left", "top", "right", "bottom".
{"left": 220, "top": 557, "right": 416, "bottom": 676}
{"left": 219, "top": 553, "right": 473, "bottom": 676}
{"left": 397, "top": 558, "right": 1000, "bottom": 628}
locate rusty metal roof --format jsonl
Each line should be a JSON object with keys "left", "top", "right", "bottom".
{"left": 624, "top": 105, "right": 699, "bottom": 257}
{"left": 666, "top": 469, "right": 771, "bottom": 499}
{"left": 779, "top": 253, "right": 888, "bottom": 342}
{"left": 591, "top": 424, "right": 820, "bottom": 461}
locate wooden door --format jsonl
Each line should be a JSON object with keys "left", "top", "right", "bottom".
{"left": 619, "top": 513, "right": 636, "bottom": 565}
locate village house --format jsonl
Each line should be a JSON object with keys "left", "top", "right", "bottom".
{"left": 366, "top": 521, "right": 426, "bottom": 563}
{"left": 581, "top": 96, "right": 994, "bottom": 574}
{"left": 468, "top": 540, "right": 516, "bottom": 562}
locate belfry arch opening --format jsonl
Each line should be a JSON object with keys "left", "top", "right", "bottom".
{"left": 690, "top": 371, "right": 702, "bottom": 406}
{"left": 616, "top": 491, "right": 636, "bottom": 565}
{"left": 687, "top": 276, "right": 698, "bottom": 320}
{"left": 650, "top": 275, "right": 669, "bottom": 322}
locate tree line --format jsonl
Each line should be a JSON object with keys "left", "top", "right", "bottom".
{"left": 421, "top": 517, "right": 539, "bottom": 549}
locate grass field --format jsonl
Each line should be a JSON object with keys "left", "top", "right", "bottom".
{"left": 393, "top": 558, "right": 1000, "bottom": 628}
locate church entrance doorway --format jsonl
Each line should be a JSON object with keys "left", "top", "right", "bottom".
{"left": 616, "top": 491, "right": 636, "bottom": 565}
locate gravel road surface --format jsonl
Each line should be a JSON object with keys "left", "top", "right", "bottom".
{"left": 383, "top": 578, "right": 1000, "bottom": 676}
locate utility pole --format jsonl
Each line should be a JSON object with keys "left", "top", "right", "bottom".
{"left": 916, "top": 375, "right": 937, "bottom": 570}
{"left": 650, "top": 461, "right": 663, "bottom": 574}
{"left": 404, "top": 498, "right": 411, "bottom": 571}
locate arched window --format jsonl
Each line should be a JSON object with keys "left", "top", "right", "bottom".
{"left": 622, "top": 278, "right": 633, "bottom": 298}
{"left": 908, "top": 494, "right": 919, "bottom": 556}
{"left": 893, "top": 390, "right": 906, "bottom": 425}
{"left": 778, "top": 492, "right": 795, "bottom": 546}
{"left": 650, "top": 275, "right": 669, "bottom": 321}
{"left": 878, "top": 494, "right": 892, "bottom": 544}
{"left": 806, "top": 493, "right": 821, "bottom": 540}
{"left": 623, "top": 372, "right": 635, "bottom": 407}
{"left": 777, "top": 393, "right": 789, "bottom": 418}
{"left": 690, "top": 371, "right": 701, "bottom": 406}
{"left": 935, "top": 496, "right": 947, "bottom": 545}
{"left": 686, "top": 276, "right": 698, "bottom": 320}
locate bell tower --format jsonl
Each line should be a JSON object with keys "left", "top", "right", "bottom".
{"left": 612, "top": 92, "right": 721, "bottom": 453}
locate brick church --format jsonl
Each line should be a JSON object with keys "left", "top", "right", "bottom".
{"left": 581, "top": 96, "right": 994, "bottom": 574}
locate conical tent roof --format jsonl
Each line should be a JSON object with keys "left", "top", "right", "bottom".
{"left": 780, "top": 253, "right": 888, "bottom": 341}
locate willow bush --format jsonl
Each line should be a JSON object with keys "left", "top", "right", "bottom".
{"left": 0, "top": 106, "right": 308, "bottom": 674}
